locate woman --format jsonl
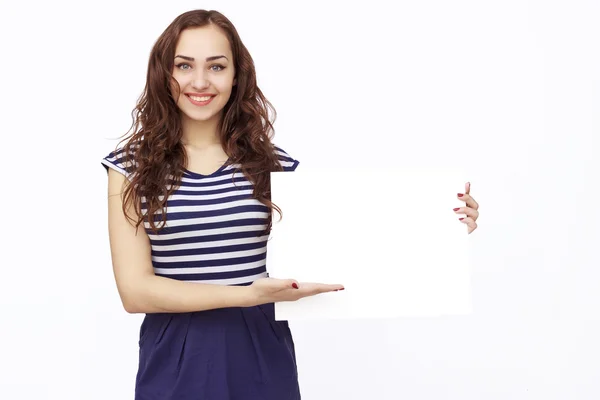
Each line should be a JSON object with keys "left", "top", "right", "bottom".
{"left": 101, "top": 9, "right": 480, "bottom": 399}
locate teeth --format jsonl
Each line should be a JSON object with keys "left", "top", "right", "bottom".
{"left": 189, "top": 95, "right": 212, "bottom": 101}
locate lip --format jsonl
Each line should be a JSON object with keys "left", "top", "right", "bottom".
{"left": 185, "top": 93, "right": 216, "bottom": 106}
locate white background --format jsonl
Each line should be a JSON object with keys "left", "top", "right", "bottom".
{"left": 1, "top": 0, "right": 599, "bottom": 399}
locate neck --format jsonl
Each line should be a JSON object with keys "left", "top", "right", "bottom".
{"left": 180, "top": 113, "right": 222, "bottom": 149}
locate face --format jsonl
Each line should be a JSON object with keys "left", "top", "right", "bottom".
{"left": 170, "top": 25, "right": 236, "bottom": 124}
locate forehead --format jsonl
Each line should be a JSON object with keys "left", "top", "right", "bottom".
{"left": 175, "top": 26, "right": 232, "bottom": 59}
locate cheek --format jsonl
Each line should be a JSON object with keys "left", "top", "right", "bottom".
{"left": 216, "top": 77, "right": 235, "bottom": 94}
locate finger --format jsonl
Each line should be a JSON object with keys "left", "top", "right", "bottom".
{"left": 458, "top": 217, "right": 478, "bottom": 233}
{"left": 453, "top": 206, "right": 479, "bottom": 221}
{"left": 321, "top": 283, "right": 345, "bottom": 292}
{"left": 465, "top": 182, "right": 471, "bottom": 195}
{"left": 282, "top": 279, "right": 300, "bottom": 289}
{"left": 311, "top": 283, "right": 344, "bottom": 294}
{"left": 299, "top": 283, "right": 344, "bottom": 295}
{"left": 457, "top": 193, "right": 479, "bottom": 210}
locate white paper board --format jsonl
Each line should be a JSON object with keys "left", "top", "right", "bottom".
{"left": 267, "top": 167, "right": 472, "bottom": 320}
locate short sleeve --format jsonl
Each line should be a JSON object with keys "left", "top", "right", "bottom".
{"left": 101, "top": 146, "right": 137, "bottom": 181}
{"left": 274, "top": 145, "right": 300, "bottom": 172}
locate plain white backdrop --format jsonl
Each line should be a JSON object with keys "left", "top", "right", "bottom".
{"left": 1, "top": 0, "right": 599, "bottom": 398}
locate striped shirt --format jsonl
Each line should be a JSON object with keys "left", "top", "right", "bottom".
{"left": 101, "top": 145, "right": 299, "bottom": 286}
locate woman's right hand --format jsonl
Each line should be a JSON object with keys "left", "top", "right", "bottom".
{"left": 247, "top": 277, "right": 344, "bottom": 306}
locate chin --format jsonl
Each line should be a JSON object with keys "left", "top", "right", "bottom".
{"left": 182, "top": 109, "right": 222, "bottom": 123}
{"left": 184, "top": 113, "right": 216, "bottom": 122}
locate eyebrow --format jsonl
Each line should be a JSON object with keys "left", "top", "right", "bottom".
{"left": 174, "top": 55, "right": 228, "bottom": 62}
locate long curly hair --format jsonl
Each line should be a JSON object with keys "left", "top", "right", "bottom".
{"left": 114, "top": 9, "right": 284, "bottom": 235}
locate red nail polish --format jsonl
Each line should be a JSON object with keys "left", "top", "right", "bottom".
{"left": 292, "top": 283, "right": 299, "bottom": 289}
{"left": 459, "top": 218, "right": 465, "bottom": 221}
{"left": 457, "top": 193, "right": 464, "bottom": 197}
{"left": 453, "top": 208, "right": 460, "bottom": 211}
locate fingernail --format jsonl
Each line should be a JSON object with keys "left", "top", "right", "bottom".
{"left": 459, "top": 218, "right": 465, "bottom": 221}
{"left": 292, "top": 283, "right": 299, "bottom": 289}
{"left": 453, "top": 208, "right": 460, "bottom": 211}
{"left": 457, "top": 193, "right": 464, "bottom": 197}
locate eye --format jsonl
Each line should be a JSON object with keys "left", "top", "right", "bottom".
{"left": 175, "top": 63, "right": 191, "bottom": 70}
{"left": 210, "top": 64, "right": 226, "bottom": 72}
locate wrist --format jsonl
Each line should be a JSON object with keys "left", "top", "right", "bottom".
{"left": 239, "top": 285, "right": 260, "bottom": 307}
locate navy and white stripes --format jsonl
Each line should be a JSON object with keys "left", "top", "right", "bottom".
{"left": 101, "top": 145, "right": 299, "bottom": 286}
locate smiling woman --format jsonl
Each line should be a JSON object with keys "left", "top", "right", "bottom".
{"left": 100, "top": 8, "right": 342, "bottom": 400}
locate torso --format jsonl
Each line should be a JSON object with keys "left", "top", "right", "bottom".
{"left": 102, "top": 143, "right": 299, "bottom": 286}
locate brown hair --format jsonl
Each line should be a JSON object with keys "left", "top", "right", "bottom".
{"left": 114, "top": 9, "right": 284, "bottom": 235}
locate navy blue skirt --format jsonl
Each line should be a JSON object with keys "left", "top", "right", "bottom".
{"left": 134, "top": 302, "right": 301, "bottom": 399}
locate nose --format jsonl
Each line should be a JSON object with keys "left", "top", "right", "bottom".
{"left": 191, "top": 71, "right": 210, "bottom": 90}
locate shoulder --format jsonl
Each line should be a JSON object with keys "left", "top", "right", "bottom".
{"left": 273, "top": 144, "right": 300, "bottom": 172}
{"left": 100, "top": 143, "right": 140, "bottom": 180}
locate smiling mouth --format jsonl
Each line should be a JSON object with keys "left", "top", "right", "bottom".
{"left": 185, "top": 94, "right": 215, "bottom": 106}
{"left": 188, "top": 95, "right": 213, "bottom": 101}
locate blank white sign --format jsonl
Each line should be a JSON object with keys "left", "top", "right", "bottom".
{"left": 267, "top": 167, "right": 472, "bottom": 320}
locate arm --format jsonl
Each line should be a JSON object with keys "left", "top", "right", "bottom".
{"left": 106, "top": 168, "right": 257, "bottom": 314}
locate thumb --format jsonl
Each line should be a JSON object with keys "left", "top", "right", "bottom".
{"left": 284, "top": 279, "right": 299, "bottom": 289}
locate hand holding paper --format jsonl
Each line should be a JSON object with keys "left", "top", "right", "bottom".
{"left": 455, "top": 182, "right": 480, "bottom": 234}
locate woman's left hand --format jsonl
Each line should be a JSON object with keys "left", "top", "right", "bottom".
{"left": 454, "top": 182, "right": 479, "bottom": 234}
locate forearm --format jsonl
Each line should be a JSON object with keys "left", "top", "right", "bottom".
{"left": 124, "top": 275, "right": 258, "bottom": 314}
